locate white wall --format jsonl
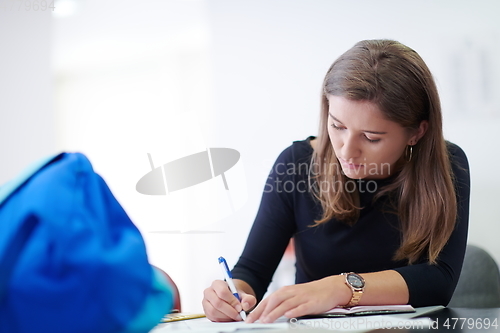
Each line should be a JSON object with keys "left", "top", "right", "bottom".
{"left": 2, "top": 0, "right": 499, "bottom": 314}
{"left": 52, "top": 0, "right": 219, "bottom": 314}
{"left": 0, "top": 9, "right": 56, "bottom": 184}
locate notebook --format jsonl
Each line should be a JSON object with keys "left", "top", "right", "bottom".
{"left": 299, "top": 304, "right": 415, "bottom": 318}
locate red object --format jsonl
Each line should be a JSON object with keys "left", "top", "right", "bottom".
{"left": 154, "top": 266, "right": 181, "bottom": 313}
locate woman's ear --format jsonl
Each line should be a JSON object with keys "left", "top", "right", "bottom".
{"left": 408, "top": 120, "right": 428, "bottom": 145}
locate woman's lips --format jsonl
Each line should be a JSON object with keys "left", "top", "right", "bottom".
{"left": 339, "top": 158, "right": 365, "bottom": 169}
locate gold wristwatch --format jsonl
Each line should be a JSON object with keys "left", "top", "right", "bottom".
{"left": 341, "top": 272, "right": 365, "bottom": 307}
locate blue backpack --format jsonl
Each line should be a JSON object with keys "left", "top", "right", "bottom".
{"left": 0, "top": 153, "right": 173, "bottom": 333}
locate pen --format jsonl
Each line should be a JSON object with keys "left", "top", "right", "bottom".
{"left": 218, "top": 256, "right": 247, "bottom": 320}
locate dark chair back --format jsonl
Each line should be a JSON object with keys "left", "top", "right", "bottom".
{"left": 448, "top": 244, "right": 500, "bottom": 308}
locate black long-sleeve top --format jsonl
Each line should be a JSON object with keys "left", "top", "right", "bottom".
{"left": 232, "top": 136, "right": 470, "bottom": 307}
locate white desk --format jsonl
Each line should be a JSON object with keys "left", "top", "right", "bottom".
{"left": 150, "top": 306, "right": 442, "bottom": 333}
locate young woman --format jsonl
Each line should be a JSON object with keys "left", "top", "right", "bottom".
{"left": 202, "top": 39, "right": 470, "bottom": 323}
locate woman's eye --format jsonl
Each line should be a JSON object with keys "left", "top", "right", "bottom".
{"left": 331, "top": 123, "right": 344, "bottom": 130}
{"left": 365, "top": 136, "right": 381, "bottom": 143}
{"left": 330, "top": 123, "right": 380, "bottom": 142}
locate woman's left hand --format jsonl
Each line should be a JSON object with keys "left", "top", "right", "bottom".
{"left": 245, "top": 275, "right": 351, "bottom": 323}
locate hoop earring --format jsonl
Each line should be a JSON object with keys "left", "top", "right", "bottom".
{"left": 405, "top": 145, "right": 413, "bottom": 162}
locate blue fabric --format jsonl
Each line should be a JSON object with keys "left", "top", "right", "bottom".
{"left": 0, "top": 153, "right": 173, "bottom": 333}
{"left": 125, "top": 268, "right": 174, "bottom": 333}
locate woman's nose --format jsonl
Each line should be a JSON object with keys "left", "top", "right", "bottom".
{"left": 341, "top": 135, "right": 361, "bottom": 161}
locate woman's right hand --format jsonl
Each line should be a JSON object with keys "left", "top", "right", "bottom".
{"left": 202, "top": 280, "right": 257, "bottom": 322}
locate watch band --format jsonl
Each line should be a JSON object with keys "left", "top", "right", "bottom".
{"left": 341, "top": 272, "right": 365, "bottom": 307}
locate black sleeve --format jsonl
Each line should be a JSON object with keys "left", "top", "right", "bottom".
{"left": 394, "top": 143, "right": 471, "bottom": 306}
{"left": 231, "top": 145, "right": 298, "bottom": 302}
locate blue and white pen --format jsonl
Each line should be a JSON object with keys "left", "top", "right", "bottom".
{"left": 218, "top": 256, "right": 247, "bottom": 320}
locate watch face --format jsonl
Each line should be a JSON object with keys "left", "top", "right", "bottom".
{"left": 347, "top": 273, "right": 365, "bottom": 288}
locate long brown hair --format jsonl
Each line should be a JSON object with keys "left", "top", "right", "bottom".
{"left": 311, "top": 40, "right": 456, "bottom": 264}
